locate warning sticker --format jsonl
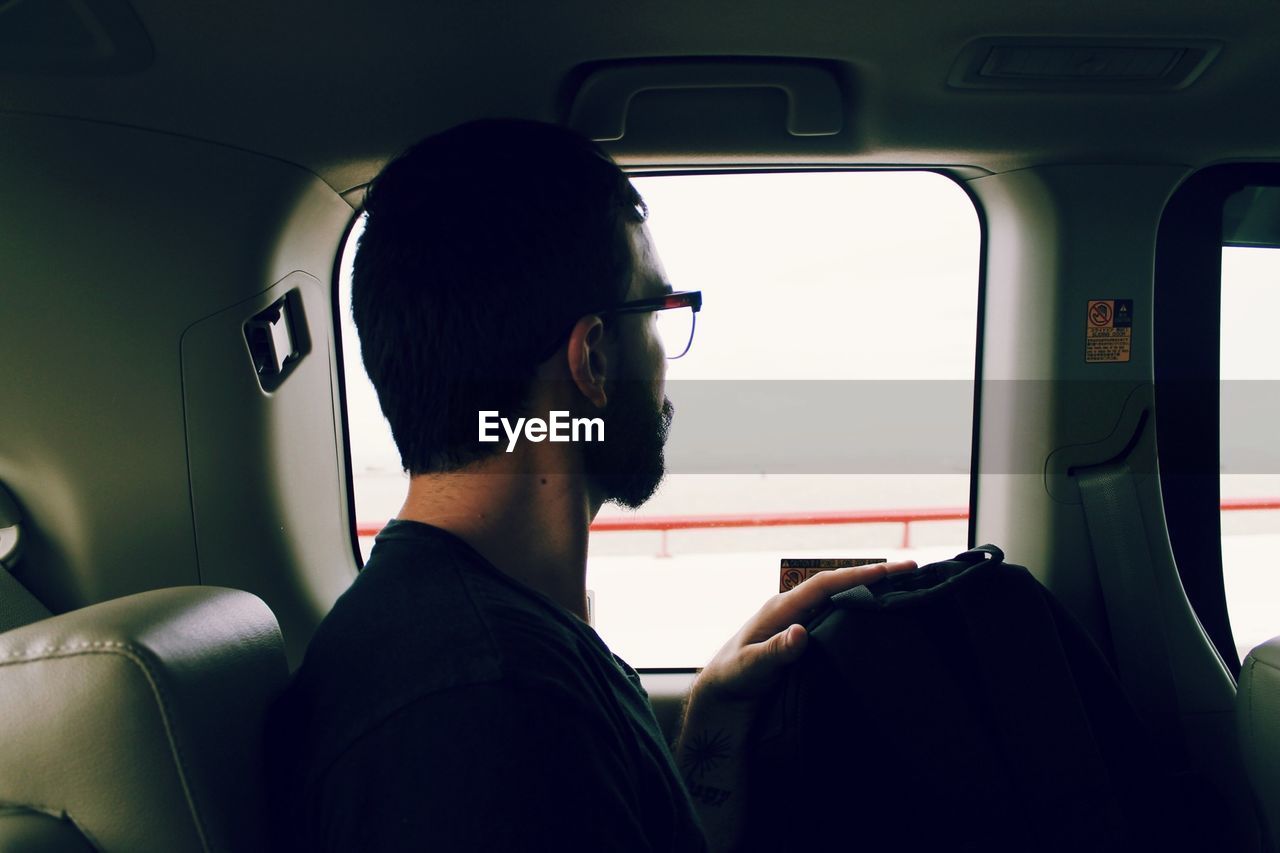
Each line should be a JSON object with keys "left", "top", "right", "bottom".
{"left": 1086, "top": 299, "right": 1133, "bottom": 363}
{"left": 779, "top": 557, "right": 885, "bottom": 592}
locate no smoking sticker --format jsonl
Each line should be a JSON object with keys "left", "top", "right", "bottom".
{"left": 779, "top": 558, "right": 885, "bottom": 592}
{"left": 1086, "top": 299, "right": 1132, "bottom": 363}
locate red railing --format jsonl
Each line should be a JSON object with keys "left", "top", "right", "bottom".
{"left": 1220, "top": 498, "right": 1280, "bottom": 512}
{"left": 357, "top": 498, "right": 1280, "bottom": 556}
{"left": 590, "top": 507, "right": 969, "bottom": 553}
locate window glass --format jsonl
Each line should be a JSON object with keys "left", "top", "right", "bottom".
{"left": 339, "top": 171, "right": 981, "bottom": 668}
{"left": 1221, "top": 220, "right": 1280, "bottom": 662}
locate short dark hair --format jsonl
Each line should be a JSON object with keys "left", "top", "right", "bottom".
{"left": 351, "top": 119, "right": 648, "bottom": 474}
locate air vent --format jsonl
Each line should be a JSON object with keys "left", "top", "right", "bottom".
{"left": 949, "top": 38, "right": 1221, "bottom": 92}
{"left": 0, "top": 0, "right": 153, "bottom": 74}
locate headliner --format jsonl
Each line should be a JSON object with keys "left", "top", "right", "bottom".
{"left": 1, "top": 0, "right": 1276, "bottom": 193}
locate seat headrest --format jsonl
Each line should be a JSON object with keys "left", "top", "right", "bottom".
{"left": 0, "top": 587, "right": 288, "bottom": 852}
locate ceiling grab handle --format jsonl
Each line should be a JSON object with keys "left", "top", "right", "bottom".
{"left": 568, "top": 60, "right": 844, "bottom": 142}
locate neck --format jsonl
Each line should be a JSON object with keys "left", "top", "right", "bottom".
{"left": 396, "top": 450, "right": 599, "bottom": 619}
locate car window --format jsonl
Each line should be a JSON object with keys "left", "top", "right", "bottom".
{"left": 339, "top": 171, "right": 982, "bottom": 668}
{"left": 1221, "top": 207, "right": 1280, "bottom": 662}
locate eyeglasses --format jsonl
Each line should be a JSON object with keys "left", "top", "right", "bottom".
{"left": 598, "top": 290, "right": 702, "bottom": 359}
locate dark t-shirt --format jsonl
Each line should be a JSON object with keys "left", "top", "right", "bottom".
{"left": 266, "top": 520, "right": 708, "bottom": 852}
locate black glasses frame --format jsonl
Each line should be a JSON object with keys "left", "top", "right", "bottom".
{"left": 534, "top": 290, "right": 703, "bottom": 362}
{"left": 596, "top": 290, "right": 703, "bottom": 317}
{"left": 597, "top": 290, "right": 702, "bottom": 359}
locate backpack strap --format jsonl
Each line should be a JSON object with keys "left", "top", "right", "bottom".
{"left": 829, "top": 544, "right": 1002, "bottom": 606}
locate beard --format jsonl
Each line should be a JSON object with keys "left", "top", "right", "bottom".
{"left": 583, "top": 380, "right": 673, "bottom": 510}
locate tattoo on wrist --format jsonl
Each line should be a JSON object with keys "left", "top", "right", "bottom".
{"left": 687, "top": 781, "right": 733, "bottom": 808}
{"left": 680, "top": 729, "right": 732, "bottom": 780}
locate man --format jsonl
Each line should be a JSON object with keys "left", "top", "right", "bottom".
{"left": 267, "top": 119, "right": 911, "bottom": 851}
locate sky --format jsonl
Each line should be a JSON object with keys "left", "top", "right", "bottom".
{"left": 339, "top": 170, "right": 981, "bottom": 477}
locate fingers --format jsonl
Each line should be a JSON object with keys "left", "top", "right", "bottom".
{"left": 726, "top": 624, "right": 809, "bottom": 695}
{"left": 697, "top": 559, "right": 918, "bottom": 702}
{"left": 721, "top": 558, "right": 921, "bottom": 663}
{"left": 757, "top": 624, "right": 807, "bottom": 675}
{"left": 781, "top": 624, "right": 808, "bottom": 657}
{"left": 738, "top": 559, "right": 914, "bottom": 647}
{"left": 777, "top": 559, "right": 917, "bottom": 614}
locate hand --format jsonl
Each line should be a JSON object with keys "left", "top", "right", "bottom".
{"left": 691, "top": 559, "right": 917, "bottom": 708}
{"left": 675, "top": 559, "right": 915, "bottom": 852}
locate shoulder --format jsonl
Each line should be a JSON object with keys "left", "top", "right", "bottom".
{"left": 282, "top": 529, "right": 505, "bottom": 726}
{"left": 267, "top": 523, "right": 625, "bottom": 798}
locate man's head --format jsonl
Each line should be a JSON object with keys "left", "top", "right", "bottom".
{"left": 352, "top": 119, "right": 672, "bottom": 507}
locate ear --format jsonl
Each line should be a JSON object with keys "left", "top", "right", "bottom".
{"left": 566, "top": 314, "right": 609, "bottom": 409}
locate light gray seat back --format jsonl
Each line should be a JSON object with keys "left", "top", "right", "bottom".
{"left": 0, "top": 806, "right": 94, "bottom": 851}
{"left": 0, "top": 587, "right": 288, "bottom": 852}
{"left": 1240, "top": 636, "right": 1280, "bottom": 853}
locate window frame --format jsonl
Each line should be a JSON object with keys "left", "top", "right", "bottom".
{"left": 330, "top": 166, "right": 990, "bottom": 669}
{"left": 620, "top": 165, "right": 989, "bottom": 553}
{"left": 332, "top": 209, "right": 369, "bottom": 570}
{"left": 1154, "top": 162, "right": 1280, "bottom": 677}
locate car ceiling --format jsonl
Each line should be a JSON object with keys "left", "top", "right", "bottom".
{"left": 1, "top": 0, "right": 1277, "bottom": 194}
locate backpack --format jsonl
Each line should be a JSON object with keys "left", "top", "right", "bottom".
{"left": 742, "top": 545, "right": 1218, "bottom": 853}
